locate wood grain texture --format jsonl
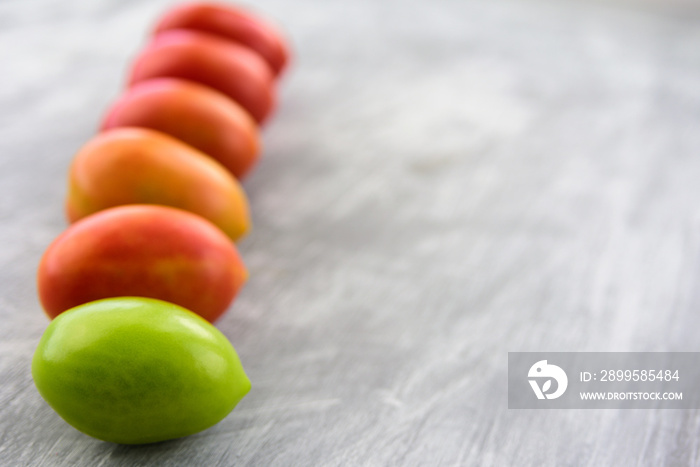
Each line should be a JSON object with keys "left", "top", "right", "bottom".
{"left": 2, "top": 0, "right": 700, "bottom": 465}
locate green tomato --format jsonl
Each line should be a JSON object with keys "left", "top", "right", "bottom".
{"left": 32, "top": 297, "right": 250, "bottom": 444}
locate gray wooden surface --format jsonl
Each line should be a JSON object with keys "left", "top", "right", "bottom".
{"left": 2, "top": 0, "right": 700, "bottom": 465}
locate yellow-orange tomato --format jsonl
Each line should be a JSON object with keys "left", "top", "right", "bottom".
{"left": 38, "top": 205, "right": 248, "bottom": 322}
{"left": 101, "top": 78, "right": 260, "bottom": 179}
{"left": 66, "top": 127, "right": 250, "bottom": 240}
{"left": 128, "top": 29, "right": 275, "bottom": 124}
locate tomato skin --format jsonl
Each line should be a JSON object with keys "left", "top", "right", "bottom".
{"left": 101, "top": 78, "right": 260, "bottom": 179}
{"left": 153, "top": 2, "right": 290, "bottom": 77}
{"left": 38, "top": 205, "right": 248, "bottom": 322}
{"left": 32, "top": 297, "right": 251, "bottom": 445}
{"left": 128, "top": 29, "right": 275, "bottom": 124}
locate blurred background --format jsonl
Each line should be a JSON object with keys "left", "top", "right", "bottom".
{"left": 2, "top": 0, "right": 700, "bottom": 465}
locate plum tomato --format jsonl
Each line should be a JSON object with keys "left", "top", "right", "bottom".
{"left": 32, "top": 297, "right": 251, "bottom": 445}
{"left": 153, "top": 2, "right": 290, "bottom": 77}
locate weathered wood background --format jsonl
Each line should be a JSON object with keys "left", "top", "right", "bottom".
{"left": 2, "top": 0, "right": 700, "bottom": 465}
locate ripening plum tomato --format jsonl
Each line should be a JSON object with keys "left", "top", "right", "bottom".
{"left": 66, "top": 127, "right": 251, "bottom": 241}
{"left": 153, "top": 2, "right": 290, "bottom": 77}
{"left": 128, "top": 29, "right": 275, "bottom": 124}
{"left": 32, "top": 297, "right": 251, "bottom": 445}
{"left": 38, "top": 205, "right": 248, "bottom": 322}
{"left": 101, "top": 78, "right": 260, "bottom": 179}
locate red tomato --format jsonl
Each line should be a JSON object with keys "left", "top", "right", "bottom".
{"left": 38, "top": 205, "right": 248, "bottom": 323}
{"left": 128, "top": 29, "right": 275, "bottom": 124}
{"left": 153, "top": 2, "right": 290, "bottom": 77}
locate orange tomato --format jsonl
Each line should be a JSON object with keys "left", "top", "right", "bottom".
{"left": 66, "top": 127, "right": 251, "bottom": 240}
